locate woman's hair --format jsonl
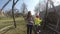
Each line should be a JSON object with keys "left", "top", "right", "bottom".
{"left": 27, "top": 11, "right": 32, "bottom": 18}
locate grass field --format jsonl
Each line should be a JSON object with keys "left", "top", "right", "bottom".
{"left": 0, "top": 16, "right": 34, "bottom": 34}
{"left": 0, "top": 16, "right": 49, "bottom": 34}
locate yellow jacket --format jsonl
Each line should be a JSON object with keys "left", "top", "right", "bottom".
{"left": 34, "top": 17, "right": 42, "bottom": 25}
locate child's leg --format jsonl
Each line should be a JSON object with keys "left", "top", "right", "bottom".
{"left": 34, "top": 25, "right": 37, "bottom": 34}
{"left": 38, "top": 26, "right": 41, "bottom": 32}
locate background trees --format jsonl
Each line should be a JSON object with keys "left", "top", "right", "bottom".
{"left": 20, "top": 3, "right": 28, "bottom": 15}
{"left": 5, "top": 8, "right": 20, "bottom": 17}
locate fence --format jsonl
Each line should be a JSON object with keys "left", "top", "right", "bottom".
{"left": 44, "top": 8, "right": 60, "bottom": 34}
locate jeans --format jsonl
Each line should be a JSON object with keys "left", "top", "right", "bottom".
{"left": 27, "top": 25, "right": 33, "bottom": 34}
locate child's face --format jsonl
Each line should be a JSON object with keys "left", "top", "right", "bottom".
{"left": 36, "top": 16, "right": 39, "bottom": 18}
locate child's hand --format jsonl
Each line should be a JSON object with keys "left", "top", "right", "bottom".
{"left": 38, "top": 24, "right": 41, "bottom": 26}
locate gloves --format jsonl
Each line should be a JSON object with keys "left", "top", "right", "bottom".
{"left": 38, "top": 24, "right": 41, "bottom": 26}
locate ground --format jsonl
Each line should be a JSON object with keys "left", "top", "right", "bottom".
{"left": 0, "top": 16, "right": 34, "bottom": 34}
{"left": 0, "top": 16, "right": 52, "bottom": 34}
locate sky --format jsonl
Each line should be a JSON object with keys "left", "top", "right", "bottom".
{"left": 0, "top": 0, "right": 39, "bottom": 10}
{"left": 0, "top": 0, "right": 60, "bottom": 15}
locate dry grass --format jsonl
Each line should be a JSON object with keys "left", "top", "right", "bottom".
{"left": 0, "top": 16, "right": 34, "bottom": 34}
{"left": 0, "top": 16, "right": 26, "bottom": 34}
{"left": 4, "top": 17, "right": 27, "bottom": 34}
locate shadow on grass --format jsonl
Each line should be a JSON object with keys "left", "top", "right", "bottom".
{"left": 1, "top": 26, "right": 15, "bottom": 34}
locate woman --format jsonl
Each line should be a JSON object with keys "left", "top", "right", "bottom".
{"left": 26, "top": 11, "right": 34, "bottom": 34}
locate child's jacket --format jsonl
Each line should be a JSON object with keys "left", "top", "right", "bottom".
{"left": 34, "top": 17, "right": 42, "bottom": 25}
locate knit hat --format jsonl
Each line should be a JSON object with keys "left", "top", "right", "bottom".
{"left": 36, "top": 12, "right": 39, "bottom": 16}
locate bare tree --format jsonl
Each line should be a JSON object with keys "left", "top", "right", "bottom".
{"left": 34, "top": 0, "right": 47, "bottom": 13}
{"left": 21, "top": 3, "right": 28, "bottom": 15}
{"left": 5, "top": 8, "right": 19, "bottom": 17}
{"left": 34, "top": 3, "right": 40, "bottom": 13}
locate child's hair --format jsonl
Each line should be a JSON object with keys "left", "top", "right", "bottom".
{"left": 35, "top": 13, "right": 39, "bottom": 18}
{"left": 36, "top": 15, "right": 39, "bottom": 18}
